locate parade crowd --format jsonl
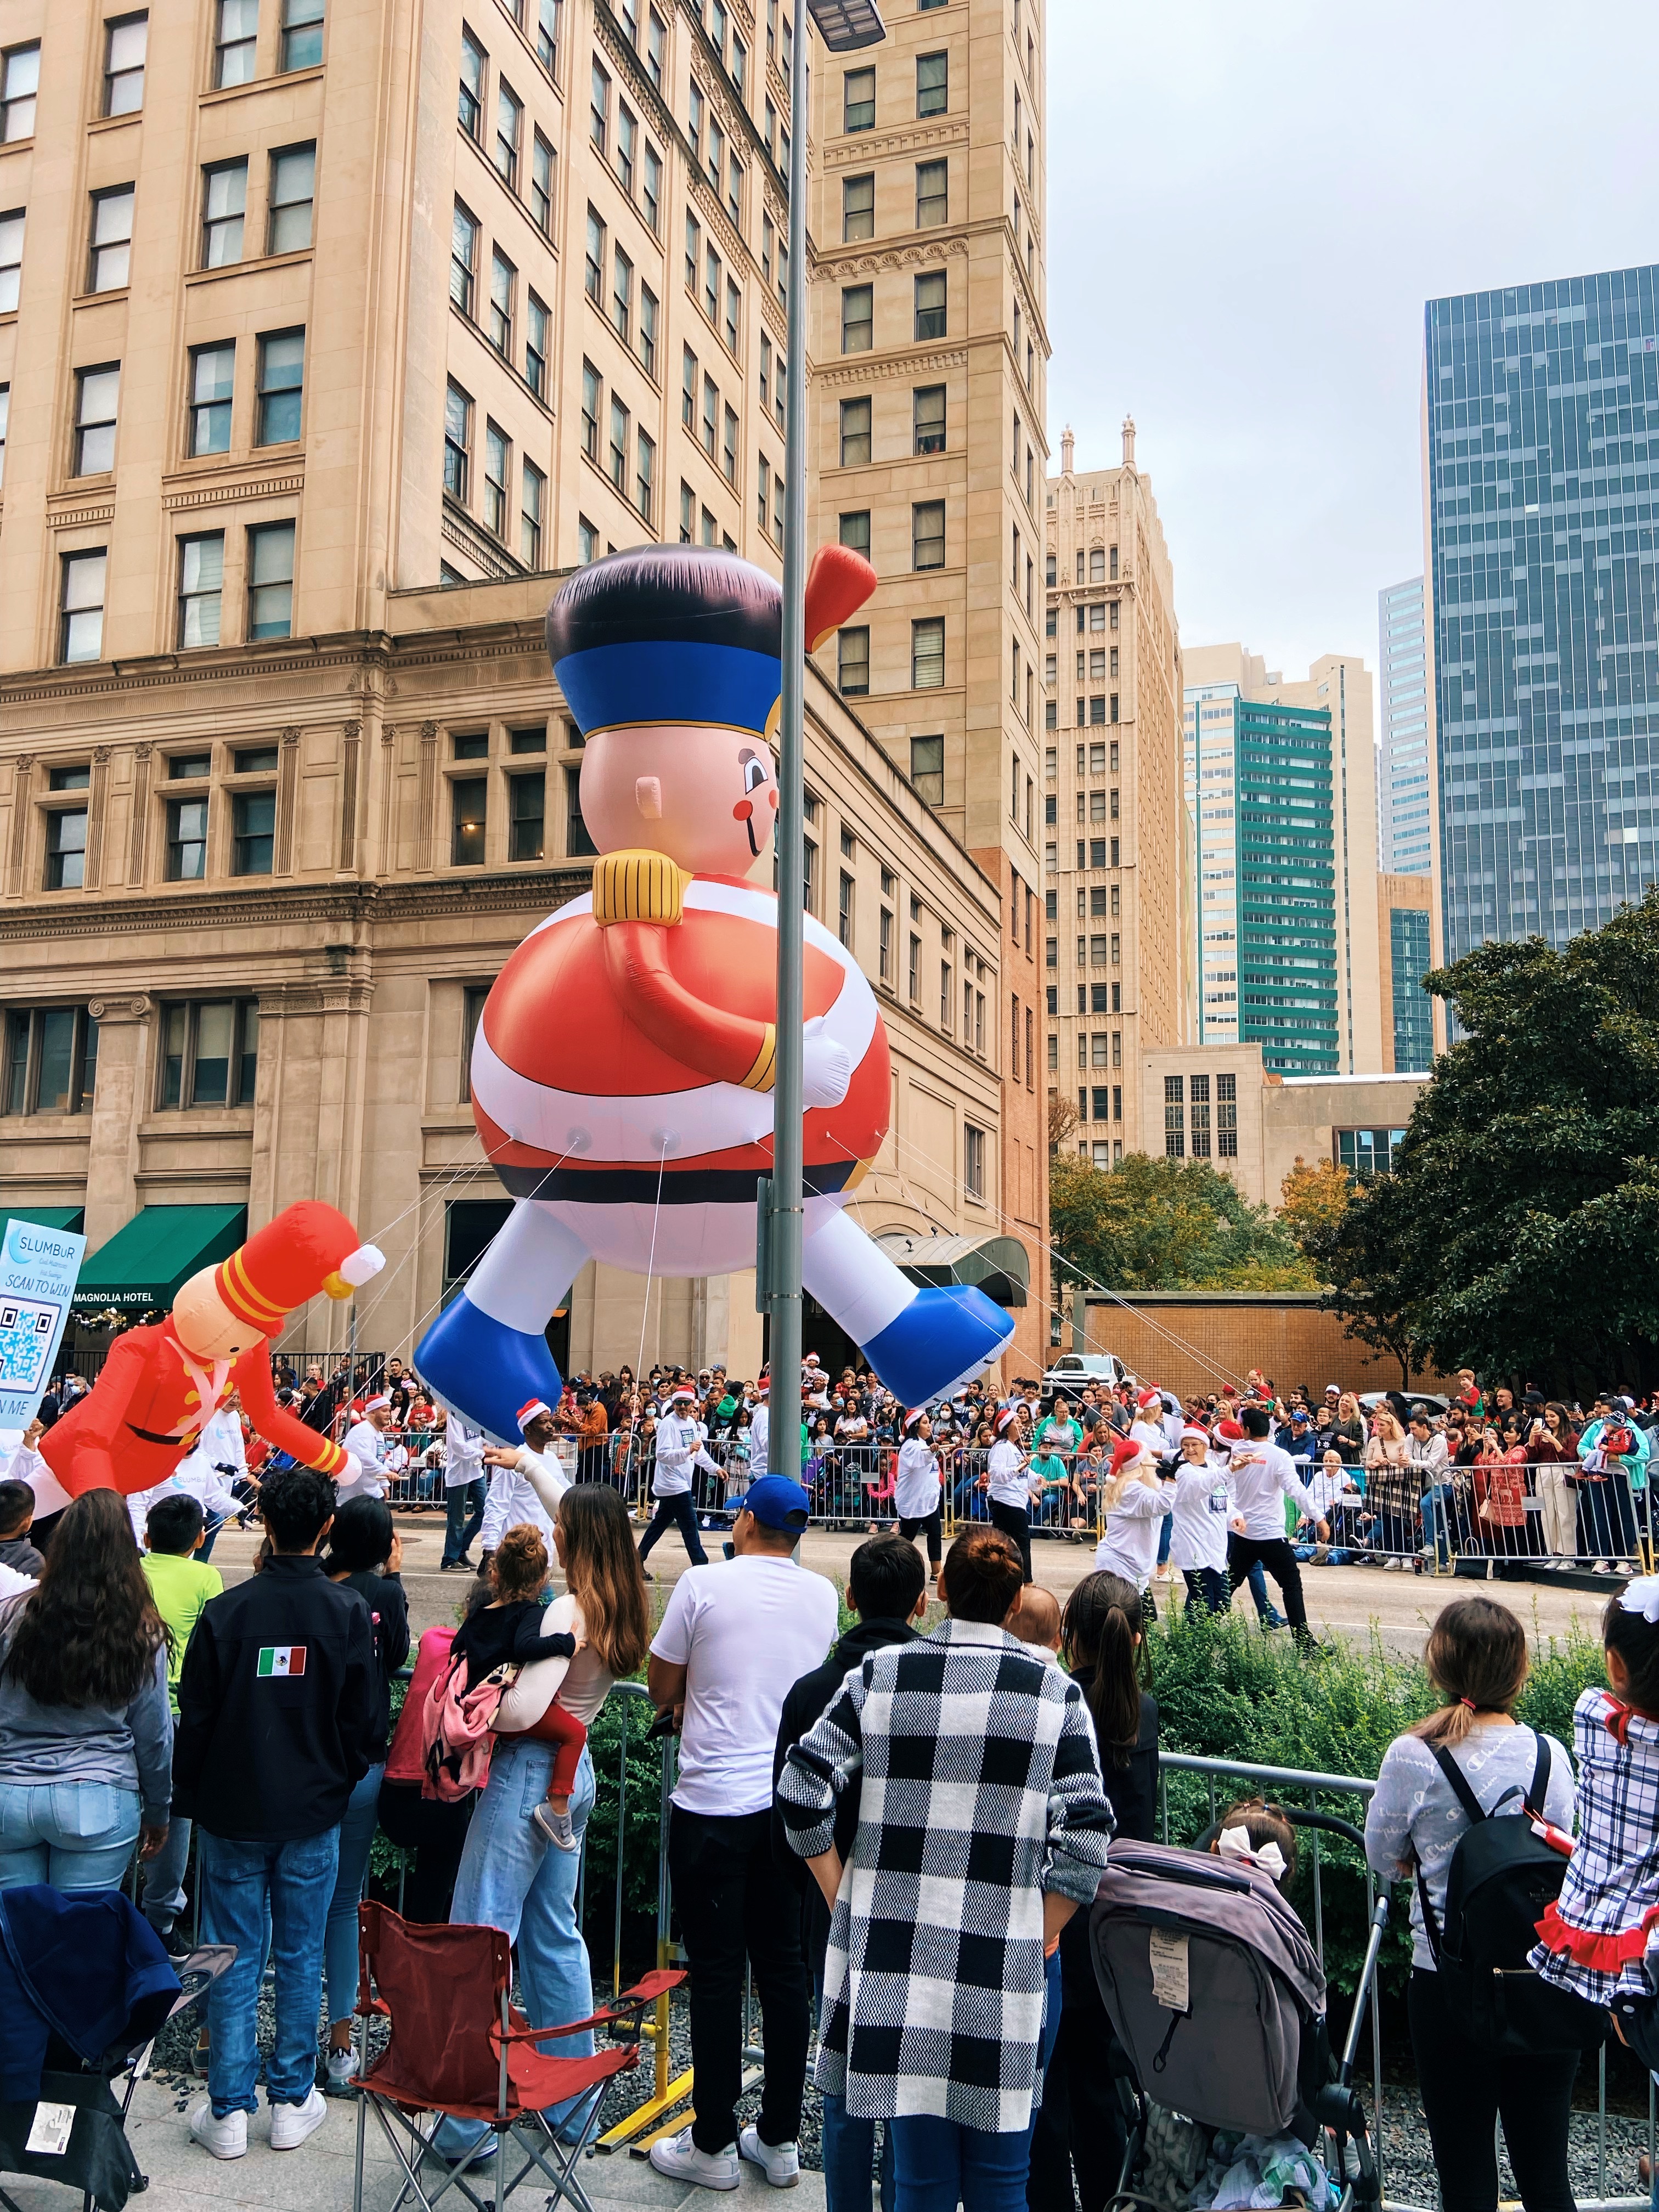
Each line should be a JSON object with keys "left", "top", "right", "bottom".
{"left": 4, "top": 1350, "right": 1659, "bottom": 2212}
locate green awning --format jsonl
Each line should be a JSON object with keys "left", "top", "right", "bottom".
{"left": 72, "top": 1204, "right": 247, "bottom": 1313}
{"left": 0, "top": 1206, "right": 84, "bottom": 1242}
{"left": 874, "top": 1231, "right": 1030, "bottom": 1309}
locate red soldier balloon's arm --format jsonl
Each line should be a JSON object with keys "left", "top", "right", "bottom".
{"left": 59, "top": 1329, "right": 150, "bottom": 1495}
{"left": 233, "top": 1348, "right": 349, "bottom": 1477}
{"left": 602, "top": 921, "right": 777, "bottom": 1091}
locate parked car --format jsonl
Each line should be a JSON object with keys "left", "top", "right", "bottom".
{"left": 1042, "top": 1353, "right": 1125, "bottom": 1399}
{"left": 1358, "top": 1390, "right": 1449, "bottom": 1417}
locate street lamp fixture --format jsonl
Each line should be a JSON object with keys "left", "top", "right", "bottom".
{"left": 761, "top": 0, "right": 885, "bottom": 1480}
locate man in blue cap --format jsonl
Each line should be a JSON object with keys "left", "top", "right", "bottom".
{"left": 647, "top": 1474, "right": 839, "bottom": 2191}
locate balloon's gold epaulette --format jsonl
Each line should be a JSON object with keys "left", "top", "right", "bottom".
{"left": 591, "top": 850, "right": 687, "bottom": 926}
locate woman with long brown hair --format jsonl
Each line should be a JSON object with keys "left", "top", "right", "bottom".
{"left": 431, "top": 1483, "right": 649, "bottom": 2164}
{"left": 0, "top": 1488, "right": 172, "bottom": 1891}
{"left": 1364, "top": 1597, "right": 1577, "bottom": 2212}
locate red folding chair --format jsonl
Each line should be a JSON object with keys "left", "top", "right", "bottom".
{"left": 349, "top": 1901, "right": 682, "bottom": 2212}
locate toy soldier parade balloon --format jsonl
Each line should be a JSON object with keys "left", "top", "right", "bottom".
{"left": 417, "top": 544, "right": 1014, "bottom": 1443}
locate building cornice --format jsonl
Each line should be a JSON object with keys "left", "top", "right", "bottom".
{"left": 0, "top": 868, "right": 593, "bottom": 942}
{"left": 820, "top": 120, "right": 968, "bottom": 170}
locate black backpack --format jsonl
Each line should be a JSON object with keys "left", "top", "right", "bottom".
{"left": 1415, "top": 1733, "right": 1606, "bottom": 2056}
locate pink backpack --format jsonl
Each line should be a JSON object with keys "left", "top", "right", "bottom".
{"left": 420, "top": 1654, "right": 518, "bottom": 1802}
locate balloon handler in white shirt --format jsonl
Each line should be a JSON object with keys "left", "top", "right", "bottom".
{"left": 337, "top": 1393, "right": 393, "bottom": 1506}
{"left": 1224, "top": 1404, "right": 1328, "bottom": 1653}
{"left": 894, "top": 1408, "right": 944, "bottom": 1570}
{"left": 477, "top": 1398, "right": 573, "bottom": 1565}
{"left": 1093, "top": 1436, "right": 1175, "bottom": 1624}
{"left": 1167, "top": 1425, "right": 1246, "bottom": 1617}
{"left": 980, "top": 1406, "right": 1040, "bottom": 1583}
{"left": 639, "top": 1386, "right": 721, "bottom": 1573}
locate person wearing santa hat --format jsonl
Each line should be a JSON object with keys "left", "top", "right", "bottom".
{"left": 980, "top": 1406, "right": 1039, "bottom": 1583}
{"left": 1222, "top": 1406, "right": 1327, "bottom": 1652}
{"left": 1094, "top": 1437, "right": 1173, "bottom": 1621}
{"left": 639, "top": 1387, "right": 721, "bottom": 1572}
{"left": 747, "top": 1373, "right": 771, "bottom": 1483}
{"left": 337, "top": 1397, "right": 393, "bottom": 1508}
{"left": 1168, "top": 1426, "right": 1243, "bottom": 1615}
{"left": 893, "top": 1409, "right": 943, "bottom": 1570}
{"left": 478, "top": 1400, "right": 569, "bottom": 1562}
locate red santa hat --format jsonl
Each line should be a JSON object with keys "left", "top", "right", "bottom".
{"left": 363, "top": 1393, "right": 391, "bottom": 1414}
{"left": 213, "top": 1200, "right": 385, "bottom": 1336}
{"left": 902, "top": 1408, "right": 926, "bottom": 1433}
{"left": 669, "top": 1385, "right": 698, "bottom": 1406}
{"left": 1136, "top": 1387, "right": 1163, "bottom": 1412}
{"left": 994, "top": 1406, "right": 1019, "bottom": 1437}
{"left": 1181, "top": 1424, "right": 1210, "bottom": 1443}
{"left": 754, "top": 1372, "right": 770, "bottom": 1395}
{"left": 1109, "top": 1437, "right": 1148, "bottom": 1479}
{"left": 1216, "top": 1418, "right": 1245, "bottom": 1442}
{"left": 516, "top": 1397, "right": 552, "bottom": 1434}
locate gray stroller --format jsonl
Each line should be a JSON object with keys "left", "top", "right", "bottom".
{"left": 1086, "top": 1810, "right": 1386, "bottom": 2212}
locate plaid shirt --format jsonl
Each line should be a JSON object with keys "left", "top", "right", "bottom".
{"left": 777, "top": 1619, "right": 1113, "bottom": 2133}
{"left": 1532, "top": 1686, "right": 1659, "bottom": 2004}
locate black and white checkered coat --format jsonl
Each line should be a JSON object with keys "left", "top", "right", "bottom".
{"left": 777, "top": 1618, "right": 1114, "bottom": 2132}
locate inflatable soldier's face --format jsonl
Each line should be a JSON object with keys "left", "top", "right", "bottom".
{"left": 546, "top": 548, "right": 785, "bottom": 878}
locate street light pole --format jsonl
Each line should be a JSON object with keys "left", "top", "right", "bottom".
{"left": 768, "top": 0, "right": 884, "bottom": 1482}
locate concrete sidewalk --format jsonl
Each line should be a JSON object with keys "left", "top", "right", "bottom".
{"left": 0, "top": 2074, "right": 831, "bottom": 2212}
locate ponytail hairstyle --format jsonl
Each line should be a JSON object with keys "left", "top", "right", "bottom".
{"left": 1060, "top": 1569, "right": 1144, "bottom": 1769}
{"left": 1408, "top": 1594, "right": 1529, "bottom": 1747}
{"left": 1602, "top": 1584, "right": 1659, "bottom": 1718}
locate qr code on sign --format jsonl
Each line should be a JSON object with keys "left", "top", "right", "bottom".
{"left": 0, "top": 1300, "right": 59, "bottom": 1392}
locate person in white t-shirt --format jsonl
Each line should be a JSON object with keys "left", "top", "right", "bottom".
{"left": 639, "top": 1386, "right": 720, "bottom": 1572}
{"left": 479, "top": 1397, "right": 571, "bottom": 1558}
{"left": 981, "top": 1404, "right": 1039, "bottom": 1583}
{"left": 746, "top": 1373, "right": 771, "bottom": 1481}
{"left": 647, "top": 1476, "right": 838, "bottom": 2195}
{"left": 893, "top": 1407, "right": 943, "bottom": 1569}
{"left": 1224, "top": 1404, "right": 1327, "bottom": 1651}
{"left": 441, "top": 1411, "right": 487, "bottom": 1571}
{"left": 337, "top": 1393, "right": 392, "bottom": 1505}
{"left": 1167, "top": 1425, "right": 1243, "bottom": 1615}
{"left": 1094, "top": 1436, "right": 1173, "bottom": 1615}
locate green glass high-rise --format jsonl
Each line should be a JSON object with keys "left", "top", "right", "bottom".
{"left": 1235, "top": 698, "right": 1339, "bottom": 1073}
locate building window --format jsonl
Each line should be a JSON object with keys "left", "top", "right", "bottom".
{"left": 509, "top": 770, "right": 545, "bottom": 860}
{"left": 247, "top": 519, "right": 295, "bottom": 637}
{"left": 450, "top": 775, "right": 487, "bottom": 866}
{"left": 74, "top": 364, "right": 120, "bottom": 475}
{"left": 517, "top": 456, "right": 544, "bottom": 566}
{"left": 879, "top": 904, "right": 893, "bottom": 984}
{"left": 636, "top": 281, "right": 658, "bottom": 377}
{"left": 458, "top": 26, "right": 485, "bottom": 137}
{"left": 165, "top": 788, "right": 208, "bottom": 879}
{"left": 159, "top": 1000, "right": 259, "bottom": 1109}
{"left": 443, "top": 380, "right": 471, "bottom": 500}
{"left": 2, "top": 1006, "right": 99, "bottom": 1116}
{"left": 964, "top": 1123, "right": 985, "bottom": 1199}
{"left": 0, "top": 43, "right": 39, "bottom": 140}
{"left": 537, "top": 0, "right": 562, "bottom": 72}
{"left": 215, "top": 0, "right": 258, "bottom": 86}
{"left": 841, "top": 284, "right": 872, "bottom": 352}
{"left": 202, "top": 159, "right": 246, "bottom": 267}
{"left": 701, "top": 373, "right": 717, "bottom": 455}
{"left": 914, "top": 383, "right": 945, "bottom": 455}
{"left": 0, "top": 208, "right": 21, "bottom": 312}
{"left": 268, "top": 143, "right": 315, "bottom": 252}
{"left": 1217, "top": 1071, "right": 1237, "bottom": 1157}
{"left": 1164, "top": 1075, "right": 1184, "bottom": 1158}
{"left": 0, "top": 385, "right": 8, "bottom": 487}
{"left": 589, "top": 57, "right": 610, "bottom": 151}
{"left": 522, "top": 289, "right": 550, "bottom": 397}
{"left": 916, "top": 48, "right": 947, "bottom": 114}
{"left": 642, "top": 140, "right": 662, "bottom": 230}
{"left": 839, "top": 396, "right": 871, "bottom": 466}
{"left": 494, "top": 78, "right": 522, "bottom": 185}
{"left": 566, "top": 763, "right": 596, "bottom": 854}
{"left": 584, "top": 205, "right": 604, "bottom": 301}
{"left": 912, "top": 499, "right": 944, "bottom": 571}
{"left": 823, "top": 624, "right": 870, "bottom": 707}
{"left": 722, "top": 403, "right": 737, "bottom": 483}
{"left": 1336, "top": 1127, "right": 1408, "bottom": 1180}
{"left": 908, "top": 932, "right": 921, "bottom": 999}
{"left": 912, "top": 617, "right": 944, "bottom": 690}
{"left": 577, "top": 516, "right": 597, "bottom": 565}
{"left": 838, "top": 870, "right": 855, "bottom": 949}
{"left": 581, "top": 360, "right": 600, "bottom": 456}
{"left": 255, "top": 328, "right": 303, "bottom": 443}
{"left": 635, "top": 428, "right": 654, "bottom": 522}
{"left": 911, "top": 734, "right": 944, "bottom": 806}
{"left": 838, "top": 510, "right": 871, "bottom": 557}
{"left": 177, "top": 533, "right": 224, "bottom": 648}
{"left": 613, "top": 245, "right": 633, "bottom": 341}
{"left": 43, "top": 801, "right": 88, "bottom": 890}
{"left": 915, "top": 158, "right": 947, "bottom": 226}
{"left": 88, "top": 185, "right": 134, "bottom": 292}
{"left": 279, "top": 0, "right": 323, "bottom": 69}
{"left": 616, "top": 100, "right": 636, "bottom": 193}
{"left": 843, "top": 172, "right": 873, "bottom": 241}
{"left": 103, "top": 13, "right": 148, "bottom": 115}
{"left": 608, "top": 394, "right": 629, "bottom": 490}
{"left": 531, "top": 131, "right": 556, "bottom": 232}
{"left": 843, "top": 64, "right": 874, "bottom": 130}
{"left": 914, "top": 270, "right": 946, "bottom": 338}
{"left": 59, "top": 551, "right": 106, "bottom": 665}
{"left": 1189, "top": 1071, "right": 1211, "bottom": 1158}
{"left": 489, "top": 249, "right": 515, "bottom": 353}
{"left": 483, "top": 420, "right": 509, "bottom": 536}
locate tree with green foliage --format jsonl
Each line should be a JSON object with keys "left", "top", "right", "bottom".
{"left": 1304, "top": 884, "right": 1659, "bottom": 1395}
{"left": 1050, "top": 1149, "right": 1316, "bottom": 1291}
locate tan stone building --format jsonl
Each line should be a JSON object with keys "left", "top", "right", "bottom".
{"left": 1376, "top": 869, "right": 1434, "bottom": 1074}
{"left": 804, "top": 0, "right": 1050, "bottom": 1372}
{"left": 1040, "top": 421, "right": 1188, "bottom": 1168}
{"left": 0, "top": 0, "right": 1015, "bottom": 1380}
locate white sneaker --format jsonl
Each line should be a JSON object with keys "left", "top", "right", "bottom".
{"left": 326, "top": 2046, "right": 361, "bottom": 2086}
{"left": 740, "top": 2126, "right": 800, "bottom": 2188}
{"left": 531, "top": 1802, "right": 578, "bottom": 1850}
{"left": 270, "top": 2086, "right": 328, "bottom": 2150}
{"left": 648, "top": 2125, "right": 740, "bottom": 2191}
{"left": 189, "top": 2102, "right": 247, "bottom": 2160}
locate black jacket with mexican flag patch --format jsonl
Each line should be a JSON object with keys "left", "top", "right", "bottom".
{"left": 173, "top": 1554, "right": 378, "bottom": 1842}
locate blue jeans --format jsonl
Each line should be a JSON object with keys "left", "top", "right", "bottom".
{"left": 890, "top": 2115, "right": 1031, "bottom": 2212}
{"left": 0, "top": 1781, "right": 141, "bottom": 1892}
{"left": 432, "top": 1740, "right": 596, "bottom": 2159}
{"left": 824, "top": 2094, "right": 895, "bottom": 2212}
{"left": 141, "top": 1810, "right": 193, "bottom": 1932}
{"left": 443, "top": 1479, "right": 486, "bottom": 1566}
{"left": 324, "top": 1762, "right": 385, "bottom": 2029}
{"left": 1245, "top": 1560, "right": 1280, "bottom": 1623}
{"left": 200, "top": 1825, "right": 341, "bottom": 2116}
{"left": 1421, "top": 1482, "right": 1461, "bottom": 1568}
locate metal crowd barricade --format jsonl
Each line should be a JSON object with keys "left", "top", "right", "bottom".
{"left": 1311, "top": 1458, "right": 1656, "bottom": 1578}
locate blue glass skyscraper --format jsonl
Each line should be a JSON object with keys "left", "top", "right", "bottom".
{"left": 1426, "top": 264, "right": 1659, "bottom": 967}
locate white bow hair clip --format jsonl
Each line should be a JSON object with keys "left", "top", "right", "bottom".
{"left": 1217, "top": 1823, "right": 1287, "bottom": 1880}
{"left": 1618, "top": 1575, "right": 1659, "bottom": 1625}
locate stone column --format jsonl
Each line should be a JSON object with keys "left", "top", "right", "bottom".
{"left": 6, "top": 755, "right": 34, "bottom": 898}
{"left": 128, "top": 744, "right": 153, "bottom": 888}
{"left": 84, "top": 747, "right": 111, "bottom": 891}
{"left": 82, "top": 994, "right": 150, "bottom": 1248}
{"left": 274, "top": 725, "right": 301, "bottom": 874}
{"left": 339, "top": 719, "right": 363, "bottom": 871}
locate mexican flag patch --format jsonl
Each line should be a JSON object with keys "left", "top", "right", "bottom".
{"left": 256, "top": 1646, "right": 306, "bottom": 1678}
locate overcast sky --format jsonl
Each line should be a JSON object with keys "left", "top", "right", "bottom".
{"left": 1045, "top": 0, "right": 1659, "bottom": 688}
